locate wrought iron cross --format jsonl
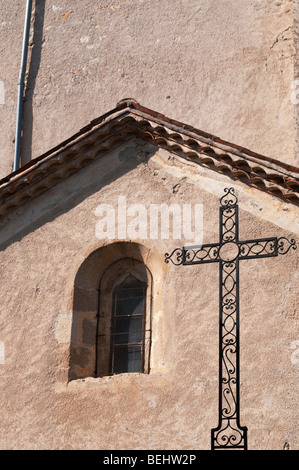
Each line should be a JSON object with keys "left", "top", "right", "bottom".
{"left": 165, "top": 187, "right": 297, "bottom": 450}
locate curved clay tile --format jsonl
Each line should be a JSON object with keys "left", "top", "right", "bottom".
{"left": 218, "top": 154, "right": 234, "bottom": 165}
{"left": 233, "top": 160, "right": 252, "bottom": 173}
{"left": 251, "top": 178, "right": 267, "bottom": 189}
{"left": 215, "top": 163, "right": 232, "bottom": 174}
{"left": 267, "top": 186, "right": 286, "bottom": 198}
{"left": 284, "top": 180, "right": 299, "bottom": 190}
{"left": 201, "top": 147, "right": 218, "bottom": 157}
{"left": 183, "top": 151, "right": 201, "bottom": 161}
{"left": 232, "top": 169, "right": 251, "bottom": 181}
{"left": 184, "top": 139, "right": 202, "bottom": 150}
{"left": 201, "top": 157, "right": 217, "bottom": 167}
{"left": 251, "top": 166, "right": 268, "bottom": 178}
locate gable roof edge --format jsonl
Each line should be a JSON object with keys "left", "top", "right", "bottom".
{"left": 0, "top": 99, "right": 298, "bottom": 218}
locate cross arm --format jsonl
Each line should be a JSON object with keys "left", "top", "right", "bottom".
{"left": 238, "top": 237, "right": 297, "bottom": 260}
{"left": 165, "top": 243, "right": 220, "bottom": 266}
{"left": 165, "top": 237, "right": 296, "bottom": 266}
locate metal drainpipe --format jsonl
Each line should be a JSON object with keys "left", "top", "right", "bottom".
{"left": 13, "top": 0, "right": 33, "bottom": 172}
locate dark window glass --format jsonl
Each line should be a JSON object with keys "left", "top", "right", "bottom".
{"left": 114, "top": 317, "right": 143, "bottom": 344}
{"left": 115, "top": 288, "right": 144, "bottom": 316}
{"left": 111, "top": 286, "right": 145, "bottom": 374}
{"left": 113, "top": 346, "right": 142, "bottom": 374}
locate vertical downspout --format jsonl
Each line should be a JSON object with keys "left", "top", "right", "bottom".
{"left": 13, "top": 0, "right": 33, "bottom": 172}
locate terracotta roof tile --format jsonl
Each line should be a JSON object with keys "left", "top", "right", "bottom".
{"left": 0, "top": 98, "right": 298, "bottom": 218}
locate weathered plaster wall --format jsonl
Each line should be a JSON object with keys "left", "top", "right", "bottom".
{"left": 0, "top": 142, "right": 297, "bottom": 450}
{"left": 0, "top": 0, "right": 297, "bottom": 178}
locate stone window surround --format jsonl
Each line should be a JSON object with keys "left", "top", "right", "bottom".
{"left": 67, "top": 241, "right": 164, "bottom": 382}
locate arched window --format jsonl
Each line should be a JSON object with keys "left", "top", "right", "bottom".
{"left": 95, "top": 258, "right": 151, "bottom": 377}
{"left": 68, "top": 242, "right": 158, "bottom": 382}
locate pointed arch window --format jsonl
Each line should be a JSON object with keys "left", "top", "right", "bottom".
{"left": 96, "top": 259, "right": 151, "bottom": 377}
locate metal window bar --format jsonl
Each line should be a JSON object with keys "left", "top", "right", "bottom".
{"left": 110, "top": 286, "right": 146, "bottom": 375}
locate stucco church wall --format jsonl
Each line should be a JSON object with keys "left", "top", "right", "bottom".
{"left": 0, "top": 0, "right": 297, "bottom": 179}
{"left": 0, "top": 141, "right": 297, "bottom": 450}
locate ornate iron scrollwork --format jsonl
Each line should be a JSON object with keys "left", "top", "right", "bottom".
{"left": 165, "top": 247, "right": 185, "bottom": 265}
{"left": 277, "top": 237, "right": 297, "bottom": 255}
{"left": 220, "top": 187, "right": 238, "bottom": 208}
{"left": 165, "top": 187, "right": 297, "bottom": 450}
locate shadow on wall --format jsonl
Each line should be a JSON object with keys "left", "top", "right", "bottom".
{"left": 21, "top": 0, "right": 46, "bottom": 166}
{"left": 0, "top": 141, "right": 157, "bottom": 252}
